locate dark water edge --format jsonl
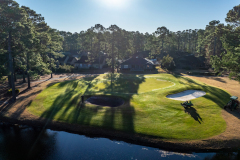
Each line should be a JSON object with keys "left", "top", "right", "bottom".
{"left": 86, "top": 95, "right": 125, "bottom": 107}
{"left": 0, "top": 126, "right": 240, "bottom": 160}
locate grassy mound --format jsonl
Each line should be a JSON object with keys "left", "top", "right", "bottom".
{"left": 28, "top": 74, "right": 229, "bottom": 140}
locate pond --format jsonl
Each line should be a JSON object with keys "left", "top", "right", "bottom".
{"left": 86, "top": 95, "right": 125, "bottom": 107}
{"left": 0, "top": 126, "right": 238, "bottom": 160}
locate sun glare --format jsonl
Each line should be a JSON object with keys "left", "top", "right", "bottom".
{"left": 99, "top": 0, "right": 129, "bottom": 9}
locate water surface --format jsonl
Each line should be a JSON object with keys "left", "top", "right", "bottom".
{"left": 0, "top": 126, "right": 238, "bottom": 160}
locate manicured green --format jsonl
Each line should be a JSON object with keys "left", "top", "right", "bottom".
{"left": 88, "top": 74, "right": 174, "bottom": 94}
{"left": 28, "top": 74, "right": 229, "bottom": 140}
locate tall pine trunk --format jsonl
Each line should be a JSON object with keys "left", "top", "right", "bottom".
{"left": 188, "top": 40, "right": 191, "bottom": 52}
{"left": 98, "top": 42, "right": 101, "bottom": 70}
{"left": 50, "top": 52, "right": 52, "bottom": 78}
{"left": 177, "top": 40, "right": 180, "bottom": 52}
{"left": 183, "top": 41, "right": 186, "bottom": 51}
{"left": 27, "top": 52, "right": 30, "bottom": 89}
{"left": 117, "top": 51, "right": 119, "bottom": 72}
{"left": 22, "top": 69, "right": 26, "bottom": 83}
{"left": 8, "top": 75, "right": 12, "bottom": 88}
{"left": 112, "top": 32, "right": 114, "bottom": 73}
{"left": 8, "top": 31, "right": 16, "bottom": 101}
{"left": 195, "top": 40, "right": 197, "bottom": 52}
{"left": 13, "top": 57, "right": 16, "bottom": 82}
{"left": 161, "top": 39, "right": 164, "bottom": 53}
{"left": 213, "top": 36, "right": 216, "bottom": 56}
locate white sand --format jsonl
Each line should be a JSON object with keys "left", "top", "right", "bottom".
{"left": 166, "top": 90, "right": 206, "bottom": 101}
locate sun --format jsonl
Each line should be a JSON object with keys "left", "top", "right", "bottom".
{"left": 99, "top": 0, "right": 129, "bottom": 9}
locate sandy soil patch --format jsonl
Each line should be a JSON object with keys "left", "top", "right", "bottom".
{"left": 167, "top": 90, "right": 206, "bottom": 101}
{"left": 185, "top": 76, "right": 240, "bottom": 98}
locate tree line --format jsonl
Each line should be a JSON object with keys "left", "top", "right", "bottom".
{"left": 1, "top": 0, "right": 240, "bottom": 101}
{"left": 0, "top": 0, "right": 63, "bottom": 100}
{"left": 58, "top": 4, "right": 240, "bottom": 80}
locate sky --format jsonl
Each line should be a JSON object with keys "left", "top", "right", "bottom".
{"left": 16, "top": 0, "right": 240, "bottom": 34}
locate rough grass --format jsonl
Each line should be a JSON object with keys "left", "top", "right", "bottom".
{"left": 27, "top": 74, "right": 229, "bottom": 140}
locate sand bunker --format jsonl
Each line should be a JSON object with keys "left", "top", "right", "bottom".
{"left": 167, "top": 90, "right": 206, "bottom": 101}
{"left": 85, "top": 96, "right": 124, "bottom": 107}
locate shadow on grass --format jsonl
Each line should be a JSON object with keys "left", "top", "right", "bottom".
{"left": 38, "top": 74, "right": 144, "bottom": 134}
{"left": 86, "top": 74, "right": 146, "bottom": 95}
{"left": 174, "top": 75, "right": 235, "bottom": 119}
{"left": 177, "top": 76, "right": 230, "bottom": 107}
{"left": 39, "top": 76, "right": 96, "bottom": 121}
{"left": 184, "top": 106, "right": 203, "bottom": 124}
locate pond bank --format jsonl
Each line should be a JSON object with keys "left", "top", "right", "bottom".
{"left": 1, "top": 113, "right": 240, "bottom": 153}
{"left": 1, "top": 125, "right": 235, "bottom": 160}
{"left": 1, "top": 75, "right": 240, "bottom": 152}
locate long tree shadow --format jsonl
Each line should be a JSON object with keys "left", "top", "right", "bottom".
{"left": 38, "top": 73, "right": 145, "bottom": 135}
{"left": 0, "top": 90, "right": 42, "bottom": 120}
{"left": 0, "top": 77, "right": 80, "bottom": 120}
{"left": 87, "top": 74, "right": 146, "bottom": 95}
{"left": 173, "top": 75, "right": 236, "bottom": 119}
{"left": 176, "top": 76, "right": 231, "bottom": 107}
{"left": 119, "top": 101, "right": 135, "bottom": 133}
{"left": 85, "top": 74, "right": 144, "bottom": 132}
{"left": 38, "top": 76, "right": 97, "bottom": 123}
{"left": 184, "top": 106, "right": 203, "bottom": 124}
{"left": 209, "top": 77, "right": 227, "bottom": 83}
{"left": 72, "top": 74, "right": 143, "bottom": 133}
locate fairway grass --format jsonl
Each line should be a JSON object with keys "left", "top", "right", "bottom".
{"left": 27, "top": 74, "right": 229, "bottom": 140}
{"left": 89, "top": 76, "right": 174, "bottom": 94}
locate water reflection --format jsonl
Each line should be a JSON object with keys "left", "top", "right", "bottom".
{"left": 0, "top": 125, "right": 239, "bottom": 160}
{"left": 0, "top": 126, "right": 56, "bottom": 160}
{"left": 204, "top": 152, "right": 240, "bottom": 160}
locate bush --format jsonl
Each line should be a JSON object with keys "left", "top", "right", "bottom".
{"left": 30, "top": 73, "right": 41, "bottom": 80}
{"left": 161, "top": 54, "right": 175, "bottom": 70}
{"left": 7, "top": 88, "right": 20, "bottom": 95}
{"left": 56, "top": 65, "right": 74, "bottom": 73}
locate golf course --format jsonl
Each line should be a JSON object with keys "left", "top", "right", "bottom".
{"left": 27, "top": 73, "right": 230, "bottom": 140}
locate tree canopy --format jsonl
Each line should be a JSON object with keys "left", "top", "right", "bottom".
{"left": 1, "top": 0, "right": 240, "bottom": 101}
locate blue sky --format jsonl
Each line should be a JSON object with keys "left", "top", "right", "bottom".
{"left": 16, "top": 0, "right": 239, "bottom": 34}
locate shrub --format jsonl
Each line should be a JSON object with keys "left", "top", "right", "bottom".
{"left": 7, "top": 88, "right": 20, "bottom": 95}
{"left": 30, "top": 73, "right": 41, "bottom": 80}
{"left": 161, "top": 54, "right": 175, "bottom": 70}
{"left": 56, "top": 65, "right": 74, "bottom": 73}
